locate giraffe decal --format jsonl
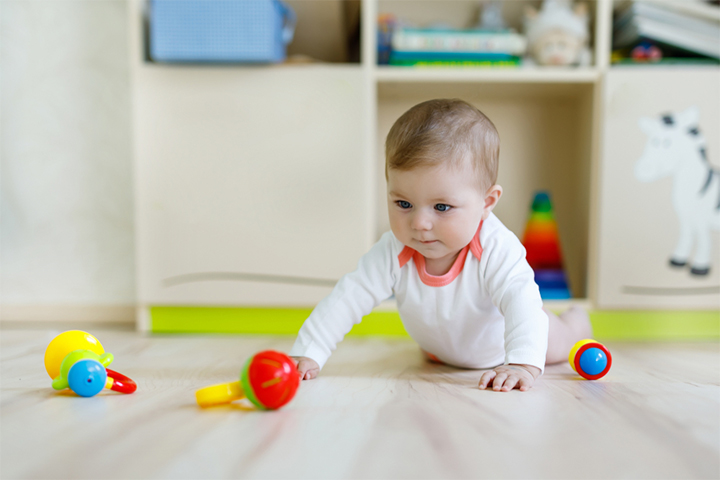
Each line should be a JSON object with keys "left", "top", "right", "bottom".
{"left": 635, "top": 107, "right": 720, "bottom": 276}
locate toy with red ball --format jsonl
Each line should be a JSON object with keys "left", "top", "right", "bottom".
{"left": 569, "top": 339, "right": 612, "bottom": 380}
{"left": 195, "top": 350, "right": 299, "bottom": 410}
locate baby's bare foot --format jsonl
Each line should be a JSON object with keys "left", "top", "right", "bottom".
{"left": 545, "top": 306, "right": 594, "bottom": 365}
{"left": 561, "top": 306, "right": 593, "bottom": 341}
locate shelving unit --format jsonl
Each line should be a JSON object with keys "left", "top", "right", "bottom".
{"left": 131, "top": 0, "right": 719, "bottom": 330}
{"left": 364, "top": 0, "right": 613, "bottom": 303}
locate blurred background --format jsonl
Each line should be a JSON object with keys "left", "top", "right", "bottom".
{"left": 1, "top": 0, "right": 718, "bottom": 329}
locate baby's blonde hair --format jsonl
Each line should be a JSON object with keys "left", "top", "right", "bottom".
{"left": 385, "top": 99, "right": 500, "bottom": 190}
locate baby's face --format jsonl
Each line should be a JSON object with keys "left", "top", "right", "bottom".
{"left": 387, "top": 163, "right": 492, "bottom": 261}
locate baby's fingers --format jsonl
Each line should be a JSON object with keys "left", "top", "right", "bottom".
{"left": 500, "top": 375, "right": 519, "bottom": 392}
{"left": 491, "top": 372, "right": 509, "bottom": 391}
{"left": 478, "top": 370, "right": 497, "bottom": 389}
{"left": 299, "top": 364, "right": 319, "bottom": 381}
{"left": 292, "top": 356, "right": 320, "bottom": 381}
{"left": 302, "top": 367, "right": 318, "bottom": 380}
{"left": 517, "top": 376, "right": 533, "bottom": 392}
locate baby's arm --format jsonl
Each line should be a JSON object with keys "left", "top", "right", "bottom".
{"left": 479, "top": 224, "right": 549, "bottom": 392}
{"left": 288, "top": 233, "right": 396, "bottom": 379}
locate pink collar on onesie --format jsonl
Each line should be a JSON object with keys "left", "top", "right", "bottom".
{"left": 397, "top": 221, "right": 484, "bottom": 287}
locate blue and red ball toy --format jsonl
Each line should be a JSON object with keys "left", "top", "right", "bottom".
{"left": 569, "top": 339, "right": 612, "bottom": 380}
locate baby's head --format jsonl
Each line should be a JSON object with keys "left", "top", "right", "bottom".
{"left": 385, "top": 99, "right": 503, "bottom": 260}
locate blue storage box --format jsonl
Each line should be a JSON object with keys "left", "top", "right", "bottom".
{"left": 149, "top": 0, "right": 296, "bottom": 63}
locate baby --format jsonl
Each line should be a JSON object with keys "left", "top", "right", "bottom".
{"left": 290, "top": 98, "right": 591, "bottom": 392}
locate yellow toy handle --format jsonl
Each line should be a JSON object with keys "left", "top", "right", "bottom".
{"left": 195, "top": 381, "right": 245, "bottom": 407}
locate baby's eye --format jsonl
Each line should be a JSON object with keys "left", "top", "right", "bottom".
{"left": 435, "top": 204, "right": 452, "bottom": 212}
{"left": 397, "top": 200, "right": 412, "bottom": 209}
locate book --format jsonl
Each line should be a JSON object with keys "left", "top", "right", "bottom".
{"left": 389, "top": 51, "right": 519, "bottom": 61}
{"left": 612, "top": 56, "right": 720, "bottom": 65}
{"left": 389, "top": 50, "right": 520, "bottom": 66}
{"left": 391, "top": 28, "right": 527, "bottom": 55}
{"left": 615, "top": 1, "right": 720, "bottom": 38}
{"left": 613, "top": 2, "right": 720, "bottom": 59}
{"left": 617, "top": 0, "right": 720, "bottom": 23}
{"left": 615, "top": 17, "right": 720, "bottom": 58}
{"left": 389, "top": 58, "right": 521, "bottom": 67}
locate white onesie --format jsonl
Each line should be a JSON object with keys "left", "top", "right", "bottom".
{"left": 289, "top": 213, "right": 549, "bottom": 373}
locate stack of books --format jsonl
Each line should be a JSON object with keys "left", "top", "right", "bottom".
{"left": 613, "top": 0, "right": 720, "bottom": 63}
{"left": 389, "top": 28, "right": 526, "bottom": 67}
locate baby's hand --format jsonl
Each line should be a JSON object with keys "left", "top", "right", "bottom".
{"left": 478, "top": 364, "right": 541, "bottom": 392}
{"left": 292, "top": 356, "right": 320, "bottom": 381}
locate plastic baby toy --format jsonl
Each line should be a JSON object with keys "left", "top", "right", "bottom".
{"left": 45, "top": 330, "right": 137, "bottom": 397}
{"left": 569, "top": 339, "right": 612, "bottom": 380}
{"left": 196, "top": 350, "right": 299, "bottom": 410}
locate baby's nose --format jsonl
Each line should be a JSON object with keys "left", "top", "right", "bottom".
{"left": 411, "top": 211, "right": 432, "bottom": 231}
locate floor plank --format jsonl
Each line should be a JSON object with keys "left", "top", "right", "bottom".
{"left": 1, "top": 326, "right": 718, "bottom": 479}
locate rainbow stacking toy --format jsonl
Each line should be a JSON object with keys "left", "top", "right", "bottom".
{"left": 522, "top": 192, "right": 571, "bottom": 300}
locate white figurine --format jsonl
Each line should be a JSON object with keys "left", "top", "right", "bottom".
{"left": 524, "top": 0, "right": 591, "bottom": 66}
{"left": 477, "top": 0, "right": 507, "bottom": 31}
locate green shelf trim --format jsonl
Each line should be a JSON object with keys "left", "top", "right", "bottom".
{"left": 150, "top": 307, "right": 719, "bottom": 340}
{"left": 149, "top": 307, "right": 410, "bottom": 336}
{"left": 587, "top": 310, "right": 719, "bottom": 340}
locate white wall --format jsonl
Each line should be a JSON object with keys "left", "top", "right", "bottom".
{"left": 1, "top": 0, "right": 135, "bottom": 317}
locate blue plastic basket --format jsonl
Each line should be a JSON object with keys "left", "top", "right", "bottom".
{"left": 149, "top": 0, "right": 296, "bottom": 63}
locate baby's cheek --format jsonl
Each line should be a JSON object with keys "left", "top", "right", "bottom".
{"left": 388, "top": 218, "right": 410, "bottom": 244}
{"left": 454, "top": 220, "right": 480, "bottom": 246}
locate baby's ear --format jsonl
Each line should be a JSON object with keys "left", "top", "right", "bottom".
{"left": 482, "top": 185, "right": 503, "bottom": 217}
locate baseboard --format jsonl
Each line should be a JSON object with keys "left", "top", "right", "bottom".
{"left": 148, "top": 306, "right": 720, "bottom": 340}
{"left": 0, "top": 304, "right": 136, "bottom": 323}
{"left": 590, "top": 311, "right": 720, "bottom": 340}
{"left": 6, "top": 304, "right": 715, "bottom": 340}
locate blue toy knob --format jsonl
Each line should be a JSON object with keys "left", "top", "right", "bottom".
{"left": 578, "top": 347, "right": 607, "bottom": 376}
{"left": 67, "top": 359, "right": 108, "bottom": 397}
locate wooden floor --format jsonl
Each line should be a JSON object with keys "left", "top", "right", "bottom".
{"left": 1, "top": 323, "right": 719, "bottom": 480}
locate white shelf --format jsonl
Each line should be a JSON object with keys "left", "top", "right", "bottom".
{"left": 374, "top": 66, "right": 602, "bottom": 83}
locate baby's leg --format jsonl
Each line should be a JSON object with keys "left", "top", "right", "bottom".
{"left": 545, "top": 306, "right": 593, "bottom": 365}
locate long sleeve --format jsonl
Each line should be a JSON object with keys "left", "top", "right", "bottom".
{"left": 480, "top": 223, "right": 549, "bottom": 373}
{"left": 289, "top": 232, "right": 397, "bottom": 369}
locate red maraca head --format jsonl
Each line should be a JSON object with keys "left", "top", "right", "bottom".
{"left": 240, "top": 350, "right": 299, "bottom": 410}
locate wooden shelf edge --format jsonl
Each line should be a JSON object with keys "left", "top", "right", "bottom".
{"left": 374, "top": 66, "right": 601, "bottom": 83}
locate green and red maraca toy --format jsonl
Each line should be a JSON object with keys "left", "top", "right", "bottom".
{"left": 195, "top": 350, "right": 299, "bottom": 410}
